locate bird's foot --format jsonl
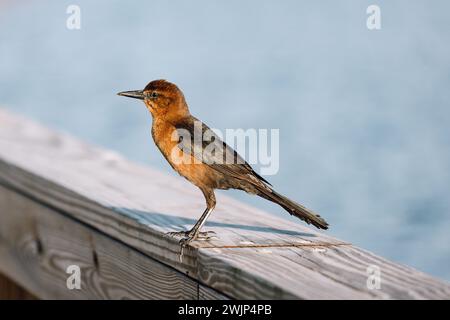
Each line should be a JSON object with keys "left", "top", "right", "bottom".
{"left": 166, "top": 230, "right": 217, "bottom": 246}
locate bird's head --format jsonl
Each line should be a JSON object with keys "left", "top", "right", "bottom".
{"left": 118, "top": 80, "right": 190, "bottom": 120}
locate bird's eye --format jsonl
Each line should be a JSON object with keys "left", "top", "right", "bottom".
{"left": 150, "top": 92, "right": 158, "bottom": 99}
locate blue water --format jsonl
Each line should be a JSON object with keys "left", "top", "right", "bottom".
{"left": 1, "top": 1, "right": 449, "bottom": 281}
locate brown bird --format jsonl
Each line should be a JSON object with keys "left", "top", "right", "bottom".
{"left": 118, "top": 80, "right": 328, "bottom": 245}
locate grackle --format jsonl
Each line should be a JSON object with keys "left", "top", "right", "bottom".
{"left": 118, "top": 80, "right": 328, "bottom": 245}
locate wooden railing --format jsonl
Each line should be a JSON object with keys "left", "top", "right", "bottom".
{"left": 0, "top": 108, "right": 449, "bottom": 299}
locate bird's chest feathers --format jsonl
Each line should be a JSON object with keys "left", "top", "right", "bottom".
{"left": 151, "top": 121, "right": 179, "bottom": 160}
{"left": 151, "top": 120, "right": 218, "bottom": 187}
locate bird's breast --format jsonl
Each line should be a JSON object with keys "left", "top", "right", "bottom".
{"left": 151, "top": 121, "right": 222, "bottom": 188}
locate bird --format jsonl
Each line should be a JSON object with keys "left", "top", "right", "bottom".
{"left": 118, "top": 80, "right": 328, "bottom": 245}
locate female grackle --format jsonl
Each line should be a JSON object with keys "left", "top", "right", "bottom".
{"left": 118, "top": 80, "right": 328, "bottom": 245}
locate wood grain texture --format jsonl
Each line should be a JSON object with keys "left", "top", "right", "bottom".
{"left": 0, "top": 272, "right": 36, "bottom": 300}
{"left": 198, "top": 285, "right": 230, "bottom": 300}
{"left": 0, "top": 185, "right": 224, "bottom": 299}
{"left": 0, "top": 108, "right": 449, "bottom": 299}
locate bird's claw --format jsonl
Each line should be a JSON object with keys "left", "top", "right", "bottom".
{"left": 166, "top": 231, "right": 190, "bottom": 238}
{"left": 166, "top": 230, "right": 217, "bottom": 246}
{"left": 179, "top": 236, "right": 193, "bottom": 247}
{"left": 196, "top": 230, "right": 217, "bottom": 240}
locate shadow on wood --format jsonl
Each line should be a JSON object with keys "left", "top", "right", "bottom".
{"left": 112, "top": 208, "right": 317, "bottom": 237}
{"left": 0, "top": 272, "right": 36, "bottom": 300}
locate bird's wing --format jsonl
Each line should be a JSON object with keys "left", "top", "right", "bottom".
{"left": 174, "top": 118, "right": 271, "bottom": 186}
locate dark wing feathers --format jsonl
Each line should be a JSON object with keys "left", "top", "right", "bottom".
{"left": 175, "top": 118, "right": 272, "bottom": 186}
{"left": 175, "top": 118, "right": 329, "bottom": 230}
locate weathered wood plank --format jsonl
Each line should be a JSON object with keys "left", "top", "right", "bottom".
{"left": 0, "top": 273, "right": 36, "bottom": 300}
{"left": 0, "top": 108, "right": 449, "bottom": 299}
{"left": 198, "top": 285, "right": 230, "bottom": 300}
{"left": 197, "top": 245, "right": 450, "bottom": 299}
{"left": 0, "top": 184, "right": 218, "bottom": 299}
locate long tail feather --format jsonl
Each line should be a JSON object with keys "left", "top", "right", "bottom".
{"left": 257, "top": 188, "right": 329, "bottom": 230}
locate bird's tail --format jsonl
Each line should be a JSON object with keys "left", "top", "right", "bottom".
{"left": 256, "top": 187, "right": 329, "bottom": 230}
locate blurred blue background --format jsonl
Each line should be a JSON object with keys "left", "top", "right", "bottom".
{"left": 1, "top": 0, "right": 449, "bottom": 280}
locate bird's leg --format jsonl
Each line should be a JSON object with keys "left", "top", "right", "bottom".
{"left": 167, "top": 188, "right": 216, "bottom": 246}
{"left": 166, "top": 207, "right": 215, "bottom": 240}
{"left": 185, "top": 207, "right": 215, "bottom": 238}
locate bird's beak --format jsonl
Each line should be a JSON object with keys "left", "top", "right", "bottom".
{"left": 117, "top": 90, "right": 145, "bottom": 100}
